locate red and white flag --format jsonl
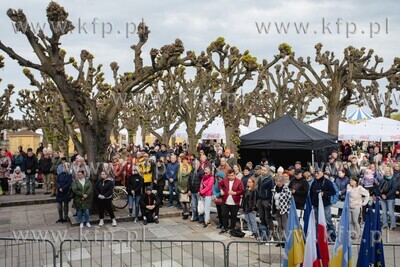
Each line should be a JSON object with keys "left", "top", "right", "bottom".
{"left": 317, "top": 193, "right": 329, "bottom": 267}
{"left": 303, "top": 208, "right": 320, "bottom": 267}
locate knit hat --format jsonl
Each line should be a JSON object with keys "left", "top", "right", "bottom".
{"left": 145, "top": 186, "right": 152, "bottom": 192}
{"left": 15, "top": 166, "right": 21, "bottom": 173}
{"left": 216, "top": 170, "right": 225, "bottom": 178}
{"left": 277, "top": 166, "right": 284, "bottom": 173}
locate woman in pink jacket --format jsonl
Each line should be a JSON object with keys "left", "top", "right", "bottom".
{"left": 347, "top": 176, "right": 370, "bottom": 240}
{"left": 199, "top": 167, "right": 214, "bottom": 228}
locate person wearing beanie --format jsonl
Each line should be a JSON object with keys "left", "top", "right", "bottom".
{"left": 277, "top": 166, "right": 284, "bottom": 175}
{"left": 347, "top": 176, "right": 370, "bottom": 239}
{"left": 224, "top": 149, "right": 237, "bottom": 168}
{"left": 126, "top": 167, "right": 144, "bottom": 223}
{"left": 213, "top": 170, "right": 225, "bottom": 228}
{"left": 140, "top": 186, "right": 161, "bottom": 225}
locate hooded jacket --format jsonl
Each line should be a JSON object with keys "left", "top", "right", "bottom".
{"left": 126, "top": 173, "right": 144, "bottom": 196}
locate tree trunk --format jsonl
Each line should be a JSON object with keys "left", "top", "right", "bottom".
{"left": 128, "top": 128, "right": 134, "bottom": 144}
{"left": 186, "top": 121, "right": 198, "bottom": 155}
{"left": 142, "top": 128, "right": 147, "bottom": 147}
{"left": 224, "top": 124, "right": 240, "bottom": 156}
{"left": 327, "top": 83, "right": 341, "bottom": 136}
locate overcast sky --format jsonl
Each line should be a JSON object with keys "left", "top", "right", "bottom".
{"left": 0, "top": 0, "right": 399, "bottom": 119}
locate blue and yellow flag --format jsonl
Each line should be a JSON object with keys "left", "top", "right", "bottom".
{"left": 330, "top": 192, "right": 352, "bottom": 267}
{"left": 283, "top": 196, "right": 305, "bottom": 267}
{"left": 303, "top": 194, "right": 312, "bottom": 236}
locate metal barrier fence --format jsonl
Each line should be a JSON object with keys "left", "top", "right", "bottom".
{"left": 0, "top": 237, "right": 56, "bottom": 267}
{"left": 1, "top": 237, "right": 399, "bottom": 266}
{"left": 226, "top": 240, "right": 400, "bottom": 267}
{"left": 59, "top": 239, "right": 226, "bottom": 267}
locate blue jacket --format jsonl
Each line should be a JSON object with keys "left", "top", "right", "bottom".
{"left": 310, "top": 177, "right": 336, "bottom": 207}
{"left": 166, "top": 162, "right": 180, "bottom": 181}
{"left": 213, "top": 180, "right": 222, "bottom": 198}
{"left": 335, "top": 176, "right": 350, "bottom": 201}
{"left": 257, "top": 175, "right": 274, "bottom": 201}
{"left": 379, "top": 176, "right": 397, "bottom": 200}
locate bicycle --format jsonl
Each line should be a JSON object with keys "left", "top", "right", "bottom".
{"left": 112, "top": 186, "right": 129, "bottom": 209}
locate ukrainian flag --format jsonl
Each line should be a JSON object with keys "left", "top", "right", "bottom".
{"left": 283, "top": 196, "right": 305, "bottom": 267}
{"left": 330, "top": 192, "right": 352, "bottom": 267}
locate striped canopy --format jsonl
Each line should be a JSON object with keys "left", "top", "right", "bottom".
{"left": 347, "top": 108, "right": 372, "bottom": 121}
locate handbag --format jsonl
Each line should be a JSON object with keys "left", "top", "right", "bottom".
{"left": 179, "top": 193, "right": 190, "bottom": 203}
{"left": 197, "top": 196, "right": 205, "bottom": 215}
{"left": 213, "top": 197, "right": 223, "bottom": 205}
{"left": 379, "top": 180, "right": 390, "bottom": 195}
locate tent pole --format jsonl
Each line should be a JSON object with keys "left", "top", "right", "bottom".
{"left": 312, "top": 150, "right": 315, "bottom": 166}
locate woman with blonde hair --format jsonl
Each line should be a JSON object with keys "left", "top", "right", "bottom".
{"left": 347, "top": 176, "right": 369, "bottom": 239}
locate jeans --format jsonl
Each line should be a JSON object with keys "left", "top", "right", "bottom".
{"left": 222, "top": 204, "right": 239, "bottom": 229}
{"left": 381, "top": 199, "right": 396, "bottom": 228}
{"left": 128, "top": 195, "right": 142, "bottom": 219}
{"left": 191, "top": 193, "right": 204, "bottom": 221}
{"left": 350, "top": 207, "right": 361, "bottom": 238}
{"left": 26, "top": 174, "right": 36, "bottom": 193}
{"left": 77, "top": 208, "right": 90, "bottom": 224}
{"left": 314, "top": 204, "right": 336, "bottom": 242}
{"left": 203, "top": 196, "right": 212, "bottom": 223}
{"left": 244, "top": 211, "right": 259, "bottom": 235}
{"left": 168, "top": 180, "right": 180, "bottom": 207}
{"left": 57, "top": 201, "right": 69, "bottom": 220}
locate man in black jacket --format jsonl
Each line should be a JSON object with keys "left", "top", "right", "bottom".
{"left": 39, "top": 152, "right": 52, "bottom": 194}
{"left": 140, "top": 186, "right": 161, "bottom": 225}
{"left": 152, "top": 159, "right": 166, "bottom": 206}
{"left": 23, "top": 148, "right": 38, "bottom": 195}
{"left": 309, "top": 169, "right": 337, "bottom": 242}
{"left": 188, "top": 159, "right": 204, "bottom": 222}
{"left": 257, "top": 165, "right": 277, "bottom": 241}
{"left": 288, "top": 169, "right": 309, "bottom": 210}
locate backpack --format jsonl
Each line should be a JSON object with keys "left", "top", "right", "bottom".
{"left": 229, "top": 229, "right": 245, "bottom": 238}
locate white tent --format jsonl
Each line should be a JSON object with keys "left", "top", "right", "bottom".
{"left": 155, "top": 116, "right": 259, "bottom": 141}
{"left": 309, "top": 117, "right": 400, "bottom": 141}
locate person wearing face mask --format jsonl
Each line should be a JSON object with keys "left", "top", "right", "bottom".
{"left": 94, "top": 171, "right": 117, "bottom": 227}
{"left": 335, "top": 169, "right": 350, "bottom": 202}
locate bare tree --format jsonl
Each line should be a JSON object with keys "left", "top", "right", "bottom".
{"left": 248, "top": 61, "right": 324, "bottom": 125}
{"left": 206, "top": 39, "right": 289, "bottom": 155}
{"left": 288, "top": 43, "right": 400, "bottom": 135}
{"left": 164, "top": 63, "right": 221, "bottom": 154}
{"left": 355, "top": 75, "right": 399, "bottom": 117}
{"left": 0, "top": 2, "right": 194, "bottom": 174}
{"left": 0, "top": 55, "right": 15, "bottom": 128}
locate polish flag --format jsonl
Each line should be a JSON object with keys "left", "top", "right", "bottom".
{"left": 303, "top": 209, "right": 320, "bottom": 267}
{"left": 317, "top": 193, "right": 329, "bottom": 267}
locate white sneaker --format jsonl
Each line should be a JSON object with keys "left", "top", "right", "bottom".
{"left": 79, "top": 223, "right": 84, "bottom": 228}
{"left": 86, "top": 222, "right": 92, "bottom": 228}
{"left": 99, "top": 219, "right": 104, "bottom": 227}
{"left": 112, "top": 218, "right": 117, "bottom": 227}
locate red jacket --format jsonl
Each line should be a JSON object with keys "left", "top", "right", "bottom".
{"left": 218, "top": 178, "right": 244, "bottom": 205}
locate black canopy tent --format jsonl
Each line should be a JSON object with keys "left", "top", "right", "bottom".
{"left": 239, "top": 115, "right": 338, "bottom": 168}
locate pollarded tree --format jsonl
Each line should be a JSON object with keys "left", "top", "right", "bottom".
{"left": 16, "top": 70, "right": 84, "bottom": 154}
{"left": 248, "top": 61, "right": 324, "bottom": 125}
{"left": 288, "top": 43, "right": 400, "bottom": 135}
{"left": 207, "top": 39, "right": 290, "bottom": 155}
{"left": 355, "top": 75, "right": 399, "bottom": 117}
{"left": 163, "top": 63, "right": 221, "bottom": 155}
{"left": 0, "top": 2, "right": 194, "bottom": 173}
{"left": 0, "top": 55, "right": 15, "bottom": 128}
{"left": 132, "top": 78, "right": 184, "bottom": 146}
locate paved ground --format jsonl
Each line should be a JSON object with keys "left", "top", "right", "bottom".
{"left": 0, "top": 189, "right": 400, "bottom": 266}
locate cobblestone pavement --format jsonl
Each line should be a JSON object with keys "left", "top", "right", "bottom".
{"left": 0, "top": 191, "right": 399, "bottom": 266}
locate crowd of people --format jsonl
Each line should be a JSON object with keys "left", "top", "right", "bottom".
{"left": 0, "top": 140, "right": 399, "bottom": 241}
